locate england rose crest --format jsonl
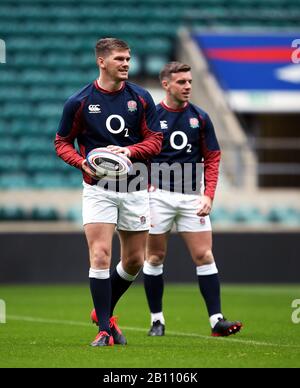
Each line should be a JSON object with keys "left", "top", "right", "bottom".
{"left": 190, "top": 117, "right": 199, "bottom": 128}
{"left": 200, "top": 217, "right": 206, "bottom": 225}
{"left": 127, "top": 100, "right": 137, "bottom": 112}
{"left": 140, "top": 216, "right": 147, "bottom": 225}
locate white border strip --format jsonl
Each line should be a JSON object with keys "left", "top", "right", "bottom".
{"left": 227, "top": 91, "right": 300, "bottom": 112}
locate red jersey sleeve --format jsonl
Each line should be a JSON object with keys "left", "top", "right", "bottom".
{"left": 199, "top": 113, "right": 221, "bottom": 200}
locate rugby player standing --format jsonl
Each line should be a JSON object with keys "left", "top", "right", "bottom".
{"left": 55, "top": 38, "right": 163, "bottom": 346}
{"left": 143, "top": 62, "right": 242, "bottom": 337}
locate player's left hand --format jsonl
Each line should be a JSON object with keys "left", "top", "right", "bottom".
{"left": 196, "top": 195, "right": 213, "bottom": 217}
{"left": 107, "top": 145, "right": 131, "bottom": 158}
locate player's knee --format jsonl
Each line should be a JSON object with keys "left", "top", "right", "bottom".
{"left": 90, "top": 246, "right": 111, "bottom": 269}
{"left": 125, "top": 253, "right": 144, "bottom": 272}
{"left": 194, "top": 249, "right": 214, "bottom": 266}
{"left": 147, "top": 251, "right": 165, "bottom": 266}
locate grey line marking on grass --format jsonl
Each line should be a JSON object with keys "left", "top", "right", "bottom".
{"left": 7, "top": 315, "right": 300, "bottom": 349}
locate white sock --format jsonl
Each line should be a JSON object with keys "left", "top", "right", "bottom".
{"left": 89, "top": 268, "right": 110, "bottom": 279}
{"left": 209, "top": 313, "right": 223, "bottom": 328}
{"left": 196, "top": 262, "right": 218, "bottom": 276}
{"left": 143, "top": 261, "right": 163, "bottom": 276}
{"left": 116, "top": 261, "right": 139, "bottom": 282}
{"left": 151, "top": 312, "right": 165, "bottom": 325}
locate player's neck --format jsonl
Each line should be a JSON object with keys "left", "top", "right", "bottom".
{"left": 163, "top": 98, "right": 188, "bottom": 111}
{"left": 97, "top": 77, "right": 124, "bottom": 93}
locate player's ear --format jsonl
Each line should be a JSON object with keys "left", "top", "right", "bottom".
{"left": 96, "top": 56, "right": 105, "bottom": 69}
{"left": 161, "top": 79, "right": 169, "bottom": 90}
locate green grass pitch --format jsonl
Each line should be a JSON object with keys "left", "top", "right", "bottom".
{"left": 0, "top": 284, "right": 299, "bottom": 368}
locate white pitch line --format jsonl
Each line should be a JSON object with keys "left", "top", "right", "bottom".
{"left": 6, "top": 315, "right": 300, "bottom": 349}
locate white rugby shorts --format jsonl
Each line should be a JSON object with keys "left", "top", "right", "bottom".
{"left": 149, "top": 189, "right": 212, "bottom": 234}
{"left": 82, "top": 182, "right": 150, "bottom": 231}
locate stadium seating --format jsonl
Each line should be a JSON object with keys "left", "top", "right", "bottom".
{"left": 0, "top": 205, "right": 28, "bottom": 221}
{"left": 1, "top": 203, "right": 299, "bottom": 226}
{"left": 231, "top": 206, "right": 266, "bottom": 225}
{"left": 0, "top": 205, "right": 61, "bottom": 221}
{"left": 30, "top": 206, "right": 60, "bottom": 221}
{"left": 0, "top": 0, "right": 299, "bottom": 226}
{"left": 267, "top": 207, "right": 300, "bottom": 225}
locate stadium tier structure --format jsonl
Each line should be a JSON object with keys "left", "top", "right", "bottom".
{"left": 0, "top": 0, "right": 300, "bottom": 228}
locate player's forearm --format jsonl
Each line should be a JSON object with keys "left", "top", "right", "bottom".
{"left": 128, "top": 131, "right": 163, "bottom": 160}
{"left": 54, "top": 134, "right": 84, "bottom": 170}
{"left": 203, "top": 150, "right": 221, "bottom": 200}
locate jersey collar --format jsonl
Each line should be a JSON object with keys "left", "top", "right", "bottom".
{"left": 94, "top": 80, "right": 125, "bottom": 94}
{"left": 160, "top": 100, "right": 189, "bottom": 112}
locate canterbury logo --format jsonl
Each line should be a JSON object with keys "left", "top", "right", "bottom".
{"left": 160, "top": 120, "right": 168, "bottom": 129}
{"left": 88, "top": 104, "right": 101, "bottom": 113}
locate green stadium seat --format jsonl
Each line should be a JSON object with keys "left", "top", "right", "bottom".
{"left": 232, "top": 207, "right": 266, "bottom": 224}
{"left": 129, "top": 55, "right": 142, "bottom": 77}
{"left": 32, "top": 173, "right": 68, "bottom": 188}
{"left": 19, "top": 70, "right": 49, "bottom": 84}
{"left": 0, "top": 87, "right": 25, "bottom": 101}
{"left": 67, "top": 172, "right": 83, "bottom": 188}
{"left": 267, "top": 207, "right": 300, "bottom": 225}
{"left": 144, "top": 38, "right": 172, "bottom": 55}
{"left": 0, "top": 155, "right": 22, "bottom": 172}
{"left": 25, "top": 155, "right": 68, "bottom": 173}
{"left": 45, "top": 53, "right": 74, "bottom": 67}
{"left": 0, "top": 120, "right": 7, "bottom": 135}
{"left": 9, "top": 119, "right": 53, "bottom": 136}
{"left": 0, "top": 173, "right": 30, "bottom": 189}
{"left": 144, "top": 55, "right": 169, "bottom": 76}
{"left": 0, "top": 138, "right": 15, "bottom": 153}
{"left": 210, "top": 206, "right": 233, "bottom": 224}
{"left": 30, "top": 206, "right": 60, "bottom": 221}
{"left": 2, "top": 103, "right": 32, "bottom": 118}
{"left": 13, "top": 53, "right": 41, "bottom": 67}
{"left": 0, "top": 206, "right": 28, "bottom": 221}
{"left": 66, "top": 206, "right": 82, "bottom": 223}
{"left": 36, "top": 104, "right": 62, "bottom": 118}
{"left": 18, "top": 137, "right": 51, "bottom": 154}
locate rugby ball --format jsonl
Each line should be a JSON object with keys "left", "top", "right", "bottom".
{"left": 86, "top": 147, "right": 132, "bottom": 179}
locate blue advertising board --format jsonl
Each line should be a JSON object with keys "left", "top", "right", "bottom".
{"left": 192, "top": 33, "right": 300, "bottom": 91}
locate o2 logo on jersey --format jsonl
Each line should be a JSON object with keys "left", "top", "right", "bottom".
{"left": 291, "top": 39, "right": 300, "bottom": 64}
{"left": 106, "top": 114, "right": 129, "bottom": 137}
{"left": 170, "top": 131, "right": 192, "bottom": 153}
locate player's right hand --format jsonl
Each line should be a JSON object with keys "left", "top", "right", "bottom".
{"left": 81, "top": 160, "right": 100, "bottom": 179}
{"left": 196, "top": 195, "right": 213, "bottom": 217}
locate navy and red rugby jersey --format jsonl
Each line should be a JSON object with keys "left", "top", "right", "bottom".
{"left": 150, "top": 101, "right": 221, "bottom": 199}
{"left": 55, "top": 80, "right": 163, "bottom": 186}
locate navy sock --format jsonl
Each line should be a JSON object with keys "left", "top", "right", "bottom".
{"left": 110, "top": 269, "right": 132, "bottom": 317}
{"left": 143, "top": 273, "right": 164, "bottom": 313}
{"left": 197, "top": 274, "right": 221, "bottom": 316}
{"left": 89, "top": 278, "right": 111, "bottom": 334}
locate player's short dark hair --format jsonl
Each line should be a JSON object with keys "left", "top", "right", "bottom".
{"left": 159, "top": 62, "right": 191, "bottom": 82}
{"left": 95, "top": 38, "right": 130, "bottom": 58}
